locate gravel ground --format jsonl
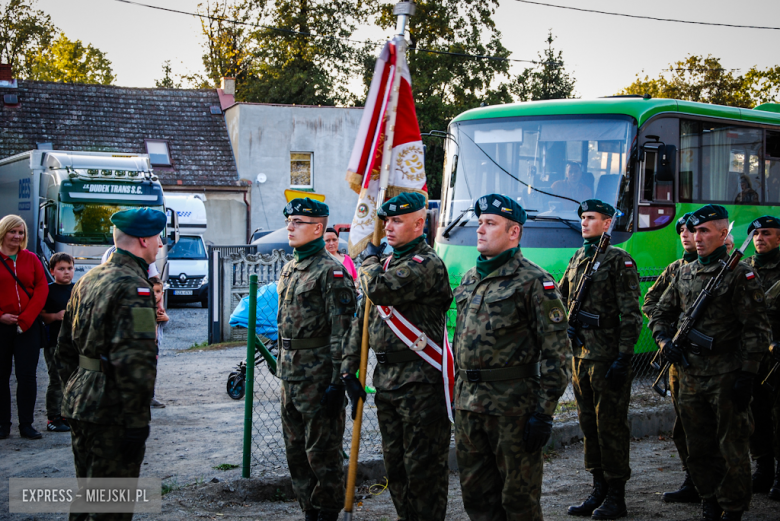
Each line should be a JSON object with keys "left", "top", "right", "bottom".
{"left": 2, "top": 306, "right": 779, "bottom": 520}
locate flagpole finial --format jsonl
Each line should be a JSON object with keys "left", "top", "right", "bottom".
{"left": 393, "top": 1, "right": 415, "bottom": 36}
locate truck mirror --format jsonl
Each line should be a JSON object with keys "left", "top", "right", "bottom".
{"left": 168, "top": 209, "right": 180, "bottom": 245}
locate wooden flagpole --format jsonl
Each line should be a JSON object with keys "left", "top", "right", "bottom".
{"left": 343, "top": 3, "right": 414, "bottom": 519}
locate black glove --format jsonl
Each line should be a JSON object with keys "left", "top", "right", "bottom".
{"left": 770, "top": 342, "right": 780, "bottom": 363}
{"left": 363, "top": 242, "right": 386, "bottom": 261}
{"left": 523, "top": 412, "right": 553, "bottom": 453}
{"left": 320, "top": 384, "right": 346, "bottom": 418}
{"left": 122, "top": 425, "right": 150, "bottom": 454}
{"left": 342, "top": 373, "right": 368, "bottom": 420}
{"left": 732, "top": 371, "right": 754, "bottom": 412}
{"left": 655, "top": 333, "right": 683, "bottom": 365}
{"left": 605, "top": 352, "right": 633, "bottom": 390}
{"left": 567, "top": 325, "right": 578, "bottom": 340}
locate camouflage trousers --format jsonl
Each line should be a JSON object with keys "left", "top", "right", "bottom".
{"left": 43, "top": 346, "right": 64, "bottom": 421}
{"left": 669, "top": 364, "right": 689, "bottom": 469}
{"left": 67, "top": 419, "right": 145, "bottom": 521}
{"left": 678, "top": 370, "right": 752, "bottom": 512}
{"left": 750, "top": 355, "right": 780, "bottom": 460}
{"left": 280, "top": 380, "right": 345, "bottom": 514}
{"left": 455, "top": 410, "right": 543, "bottom": 521}
{"left": 375, "top": 382, "right": 451, "bottom": 521}
{"left": 572, "top": 358, "right": 632, "bottom": 482}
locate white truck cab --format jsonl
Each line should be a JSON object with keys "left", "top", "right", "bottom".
{"left": 164, "top": 194, "right": 209, "bottom": 307}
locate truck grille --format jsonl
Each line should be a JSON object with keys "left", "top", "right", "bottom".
{"left": 169, "top": 276, "right": 204, "bottom": 289}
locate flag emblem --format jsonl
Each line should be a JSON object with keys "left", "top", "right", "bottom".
{"left": 625, "top": 260, "right": 634, "bottom": 267}
{"left": 137, "top": 288, "right": 151, "bottom": 296}
{"left": 333, "top": 270, "right": 344, "bottom": 278}
{"left": 413, "top": 255, "right": 424, "bottom": 263}
{"left": 543, "top": 281, "right": 555, "bottom": 290}
{"left": 746, "top": 272, "right": 755, "bottom": 280}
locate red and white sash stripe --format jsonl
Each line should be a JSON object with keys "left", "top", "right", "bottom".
{"left": 379, "top": 257, "right": 455, "bottom": 422}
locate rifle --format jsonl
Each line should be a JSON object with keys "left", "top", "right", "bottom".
{"left": 652, "top": 230, "right": 756, "bottom": 396}
{"left": 567, "top": 209, "right": 623, "bottom": 348}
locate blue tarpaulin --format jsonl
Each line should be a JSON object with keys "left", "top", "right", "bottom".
{"left": 229, "top": 282, "right": 279, "bottom": 340}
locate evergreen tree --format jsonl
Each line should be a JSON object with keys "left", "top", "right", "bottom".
{"left": 511, "top": 31, "right": 576, "bottom": 102}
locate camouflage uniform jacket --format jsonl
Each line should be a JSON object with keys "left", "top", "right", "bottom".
{"left": 277, "top": 247, "right": 356, "bottom": 385}
{"left": 649, "top": 254, "right": 771, "bottom": 376}
{"left": 342, "top": 240, "right": 453, "bottom": 391}
{"left": 56, "top": 250, "right": 157, "bottom": 429}
{"left": 746, "top": 253, "right": 780, "bottom": 339}
{"left": 559, "top": 245, "right": 642, "bottom": 361}
{"left": 453, "top": 249, "right": 571, "bottom": 417}
{"left": 643, "top": 258, "right": 690, "bottom": 320}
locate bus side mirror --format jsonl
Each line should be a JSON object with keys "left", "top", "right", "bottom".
{"left": 656, "top": 144, "right": 675, "bottom": 182}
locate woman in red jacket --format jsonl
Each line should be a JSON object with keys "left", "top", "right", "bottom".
{"left": 0, "top": 215, "right": 49, "bottom": 440}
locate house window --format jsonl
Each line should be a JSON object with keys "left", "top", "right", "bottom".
{"left": 290, "top": 152, "right": 313, "bottom": 188}
{"left": 145, "top": 140, "right": 172, "bottom": 166}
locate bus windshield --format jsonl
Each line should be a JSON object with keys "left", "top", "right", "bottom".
{"left": 58, "top": 202, "right": 166, "bottom": 241}
{"left": 444, "top": 115, "right": 636, "bottom": 226}
{"left": 168, "top": 236, "right": 207, "bottom": 260}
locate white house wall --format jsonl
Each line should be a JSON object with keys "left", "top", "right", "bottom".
{"left": 225, "top": 103, "right": 363, "bottom": 233}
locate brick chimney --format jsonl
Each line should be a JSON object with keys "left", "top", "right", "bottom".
{"left": 217, "top": 77, "right": 235, "bottom": 110}
{"left": 0, "top": 64, "right": 12, "bottom": 82}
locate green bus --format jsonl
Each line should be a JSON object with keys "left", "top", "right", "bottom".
{"left": 435, "top": 97, "right": 780, "bottom": 354}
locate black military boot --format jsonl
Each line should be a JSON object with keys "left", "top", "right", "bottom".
{"left": 662, "top": 471, "right": 700, "bottom": 503}
{"left": 568, "top": 470, "right": 608, "bottom": 516}
{"left": 700, "top": 497, "right": 722, "bottom": 521}
{"left": 317, "top": 511, "right": 339, "bottom": 521}
{"left": 721, "top": 511, "right": 743, "bottom": 520}
{"left": 592, "top": 480, "right": 627, "bottom": 519}
{"left": 752, "top": 455, "right": 775, "bottom": 493}
{"left": 769, "top": 460, "right": 780, "bottom": 501}
{"left": 303, "top": 509, "right": 319, "bottom": 521}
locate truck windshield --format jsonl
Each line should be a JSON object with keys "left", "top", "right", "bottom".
{"left": 168, "top": 236, "right": 207, "bottom": 260}
{"left": 444, "top": 115, "right": 636, "bottom": 226}
{"left": 58, "top": 202, "right": 166, "bottom": 240}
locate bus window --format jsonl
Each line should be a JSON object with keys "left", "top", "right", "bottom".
{"left": 680, "top": 120, "right": 762, "bottom": 204}
{"left": 765, "top": 131, "right": 780, "bottom": 204}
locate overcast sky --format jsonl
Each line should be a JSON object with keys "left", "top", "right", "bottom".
{"left": 37, "top": 0, "right": 780, "bottom": 100}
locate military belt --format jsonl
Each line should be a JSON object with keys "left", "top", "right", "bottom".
{"left": 460, "top": 362, "right": 540, "bottom": 383}
{"left": 281, "top": 337, "right": 329, "bottom": 350}
{"left": 576, "top": 310, "right": 620, "bottom": 329}
{"left": 375, "top": 350, "right": 420, "bottom": 364}
{"left": 79, "top": 355, "right": 102, "bottom": 372}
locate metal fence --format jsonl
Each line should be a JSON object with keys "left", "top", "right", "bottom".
{"left": 234, "top": 255, "right": 669, "bottom": 475}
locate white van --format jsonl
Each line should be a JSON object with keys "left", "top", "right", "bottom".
{"left": 164, "top": 194, "right": 208, "bottom": 307}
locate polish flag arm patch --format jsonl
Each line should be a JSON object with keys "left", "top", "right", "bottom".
{"left": 333, "top": 270, "right": 344, "bottom": 278}
{"left": 412, "top": 255, "right": 424, "bottom": 263}
{"left": 542, "top": 281, "right": 555, "bottom": 291}
{"left": 746, "top": 272, "right": 755, "bottom": 280}
{"left": 624, "top": 260, "right": 634, "bottom": 268}
{"left": 137, "top": 287, "right": 151, "bottom": 296}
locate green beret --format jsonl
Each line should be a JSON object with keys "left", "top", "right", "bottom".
{"left": 685, "top": 204, "right": 728, "bottom": 232}
{"left": 577, "top": 199, "right": 615, "bottom": 218}
{"left": 377, "top": 192, "right": 426, "bottom": 220}
{"left": 110, "top": 208, "right": 167, "bottom": 238}
{"left": 675, "top": 212, "right": 693, "bottom": 235}
{"left": 283, "top": 198, "right": 329, "bottom": 218}
{"left": 474, "top": 193, "right": 527, "bottom": 224}
{"left": 747, "top": 215, "right": 780, "bottom": 235}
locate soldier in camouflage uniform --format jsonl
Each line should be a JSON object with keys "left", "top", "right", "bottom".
{"left": 559, "top": 199, "right": 642, "bottom": 519}
{"left": 643, "top": 212, "right": 700, "bottom": 503}
{"left": 56, "top": 208, "right": 165, "bottom": 521}
{"left": 342, "top": 192, "right": 453, "bottom": 521}
{"left": 453, "top": 194, "right": 571, "bottom": 521}
{"left": 277, "top": 198, "right": 356, "bottom": 521}
{"left": 744, "top": 216, "right": 780, "bottom": 495}
{"left": 650, "top": 204, "right": 772, "bottom": 521}
{"left": 764, "top": 280, "right": 780, "bottom": 500}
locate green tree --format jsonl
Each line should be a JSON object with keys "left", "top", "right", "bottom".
{"left": 511, "top": 31, "right": 576, "bottom": 101}
{"left": 0, "top": 0, "right": 57, "bottom": 77}
{"left": 28, "top": 32, "right": 114, "bottom": 84}
{"left": 155, "top": 60, "right": 182, "bottom": 88}
{"left": 374, "top": 0, "right": 515, "bottom": 199}
{"left": 618, "top": 55, "right": 780, "bottom": 108}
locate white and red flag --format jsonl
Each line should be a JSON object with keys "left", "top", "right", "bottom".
{"left": 346, "top": 35, "right": 427, "bottom": 258}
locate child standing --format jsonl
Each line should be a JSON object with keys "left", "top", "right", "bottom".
{"left": 149, "top": 277, "right": 168, "bottom": 408}
{"left": 39, "top": 253, "right": 74, "bottom": 432}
